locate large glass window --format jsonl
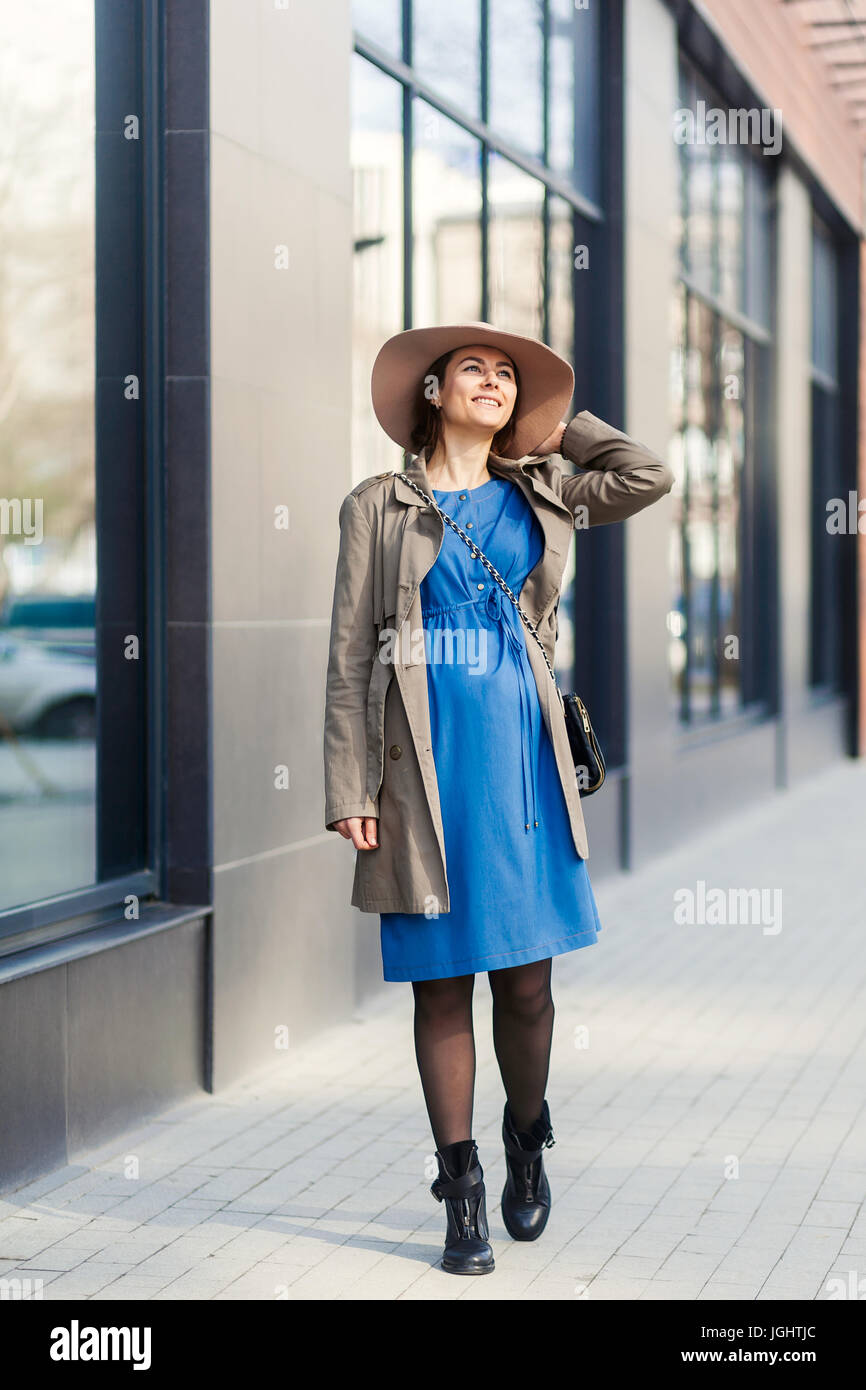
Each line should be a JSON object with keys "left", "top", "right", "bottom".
{"left": 351, "top": 56, "right": 404, "bottom": 484}
{"left": 352, "top": 1, "right": 605, "bottom": 687}
{"left": 487, "top": 156, "right": 545, "bottom": 338}
{"left": 413, "top": 2, "right": 481, "bottom": 115}
{"left": 352, "top": 0, "right": 402, "bottom": 57}
{"left": 488, "top": 0, "right": 544, "bottom": 160}
{"left": 668, "top": 57, "right": 773, "bottom": 724}
{"left": 549, "top": 0, "right": 600, "bottom": 204}
{"left": 810, "top": 215, "right": 843, "bottom": 692}
{"left": 412, "top": 101, "right": 482, "bottom": 325}
{"left": 0, "top": 1, "right": 152, "bottom": 930}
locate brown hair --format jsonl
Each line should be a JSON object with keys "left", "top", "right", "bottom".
{"left": 407, "top": 347, "right": 520, "bottom": 460}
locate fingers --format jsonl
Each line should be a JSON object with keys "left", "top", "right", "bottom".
{"left": 336, "top": 817, "right": 379, "bottom": 849}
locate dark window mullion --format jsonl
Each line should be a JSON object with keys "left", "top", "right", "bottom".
{"left": 681, "top": 291, "right": 693, "bottom": 724}
{"left": 401, "top": 0, "right": 413, "bottom": 328}
{"left": 480, "top": 0, "right": 489, "bottom": 321}
{"left": 541, "top": 0, "right": 550, "bottom": 343}
{"left": 402, "top": 83, "right": 412, "bottom": 329}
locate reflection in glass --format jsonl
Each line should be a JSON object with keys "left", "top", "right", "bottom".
{"left": 413, "top": 1, "right": 480, "bottom": 115}
{"left": 679, "top": 60, "right": 772, "bottom": 324}
{"left": 812, "top": 216, "right": 838, "bottom": 380}
{"left": 413, "top": 100, "right": 482, "bottom": 327}
{"left": 717, "top": 326, "right": 744, "bottom": 714}
{"left": 549, "top": 0, "right": 599, "bottom": 201}
{"left": 488, "top": 0, "right": 543, "bottom": 159}
{"left": 683, "top": 139, "right": 715, "bottom": 297}
{"left": 717, "top": 143, "right": 744, "bottom": 311}
{"left": 488, "top": 155, "right": 544, "bottom": 337}
{"left": 352, "top": 0, "right": 401, "bottom": 56}
{"left": 744, "top": 158, "right": 772, "bottom": 329}
{"left": 0, "top": 2, "right": 97, "bottom": 911}
{"left": 351, "top": 57, "right": 404, "bottom": 483}
{"left": 672, "top": 57, "right": 773, "bottom": 724}
{"left": 810, "top": 218, "right": 841, "bottom": 691}
{"left": 669, "top": 286, "right": 746, "bottom": 719}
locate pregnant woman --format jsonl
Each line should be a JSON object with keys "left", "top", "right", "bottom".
{"left": 323, "top": 322, "right": 673, "bottom": 1275}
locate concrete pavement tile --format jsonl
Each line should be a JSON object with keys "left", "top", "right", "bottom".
{"left": 583, "top": 1276, "right": 651, "bottom": 1299}
{"left": 638, "top": 1282, "right": 709, "bottom": 1300}
{"left": 697, "top": 1281, "right": 764, "bottom": 1299}
{"left": 656, "top": 1251, "right": 725, "bottom": 1282}
{"left": 595, "top": 1253, "right": 666, "bottom": 1278}
{"left": 802, "top": 1200, "right": 859, "bottom": 1228}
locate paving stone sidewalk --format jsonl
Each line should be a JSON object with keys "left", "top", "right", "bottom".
{"left": 2, "top": 759, "right": 866, "bottom": 1301}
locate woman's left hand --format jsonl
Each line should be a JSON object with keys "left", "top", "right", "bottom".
{"left": 532, "top": 420, "right": 568, "bottom": 457}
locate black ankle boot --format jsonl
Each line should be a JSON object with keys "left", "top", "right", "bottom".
{"left": 501, "top": 1099, "right": 556, "bottom": 1241}
{"left": 430, "top": 1139, "right": 495, "bottom": 1275}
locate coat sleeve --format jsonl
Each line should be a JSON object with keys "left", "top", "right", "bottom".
{"left": 558, "top": 411, "right": 675, "bottom": 527}
{"left": 323, "top": 492, "right": 380, "bottom": 830}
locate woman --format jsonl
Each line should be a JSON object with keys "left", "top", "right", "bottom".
{"left": 323, "top": 322, "right": 673, "bottom": 1276}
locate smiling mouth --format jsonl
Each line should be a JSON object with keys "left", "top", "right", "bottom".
{"left": 472, "top": 396, "right": 502, "bottom": 408}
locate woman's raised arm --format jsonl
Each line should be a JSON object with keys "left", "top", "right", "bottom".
{"left": 555, "top": 411, "right": 674, "bottom": 527}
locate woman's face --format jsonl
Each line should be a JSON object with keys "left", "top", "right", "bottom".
{"left": 435, "top": 343, "right": 517, "bottom": 437}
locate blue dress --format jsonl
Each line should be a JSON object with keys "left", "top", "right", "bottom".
{"left": 379, "top": 475, "right": 602, "bottom": 982}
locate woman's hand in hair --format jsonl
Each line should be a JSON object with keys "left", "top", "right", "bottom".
{"left": 532, "top": 420, "right": 568, "bottom": 457}
{"left": 333, "top": 816, "right": 379, "bottom": 849}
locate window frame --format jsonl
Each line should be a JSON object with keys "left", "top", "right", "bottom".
{"left": 670, "top": 52, "right": 777, "bottom": 730}
{"left": 0, "top": 0, "right": 165, "bottom": 950}
{"left": 809, "top": 213, "right": 844, "bottom": 697}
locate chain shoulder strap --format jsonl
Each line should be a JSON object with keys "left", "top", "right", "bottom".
{"left": 387, "top": 470, "right": 560, "bottom": 688}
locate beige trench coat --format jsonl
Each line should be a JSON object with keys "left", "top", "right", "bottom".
{"left": 323, "top": 410, "right": 674, "bottom": 912}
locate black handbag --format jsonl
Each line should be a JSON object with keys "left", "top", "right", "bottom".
{"left": 392, "top": 472, "right": 606, "bottom": 797}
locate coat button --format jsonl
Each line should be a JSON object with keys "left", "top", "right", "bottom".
{"left": 389, "top": 744, "right": 402, "bottom": 759}
{"left": 477, "top": 583, "right": 484, "bottom": 590}
{"left": 459, "top": 492, "right": 467, "bottom": 500}
{"left": 466, "top": 521, "right": 474, "bottom": 529}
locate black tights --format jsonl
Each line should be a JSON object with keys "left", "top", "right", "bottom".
{"left": 411, "top": 958, "right": 554, "bottom": 1150}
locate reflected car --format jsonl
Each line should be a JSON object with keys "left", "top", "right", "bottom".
{"left": 0, "top": 593, "right": 95, "bottom": 658}
{"left": 0, "top": 594, "right": 96, "bottom": 738}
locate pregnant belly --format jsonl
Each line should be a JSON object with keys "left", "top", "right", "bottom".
{"left": 424, "top": 615, "right": 543, "bottom": 831}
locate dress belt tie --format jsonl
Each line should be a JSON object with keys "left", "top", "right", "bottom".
{"left": 482, "top": 586, "right": 539, "bottom": 833}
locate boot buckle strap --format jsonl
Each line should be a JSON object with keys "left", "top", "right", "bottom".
{"left": 430, "top": 1166, "right": 484, "bottom": 1203}
{"left": 504, "top": 1133, "right": 553, "bottom": 1160}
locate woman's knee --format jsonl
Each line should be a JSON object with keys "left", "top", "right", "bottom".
{"left": 412, "top": 974, "right": 475, "bottom": 1021}
{"left": 489, "top": 961, "right": 553, "bottom": 1020}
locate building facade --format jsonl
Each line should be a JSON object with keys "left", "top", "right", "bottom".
{"left": 0, "top": 0, "right": 862, "bottom": 1194}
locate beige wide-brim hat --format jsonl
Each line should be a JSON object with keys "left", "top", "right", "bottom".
{"left": 370, "top": 321, "right": 574, "bottom": 461}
